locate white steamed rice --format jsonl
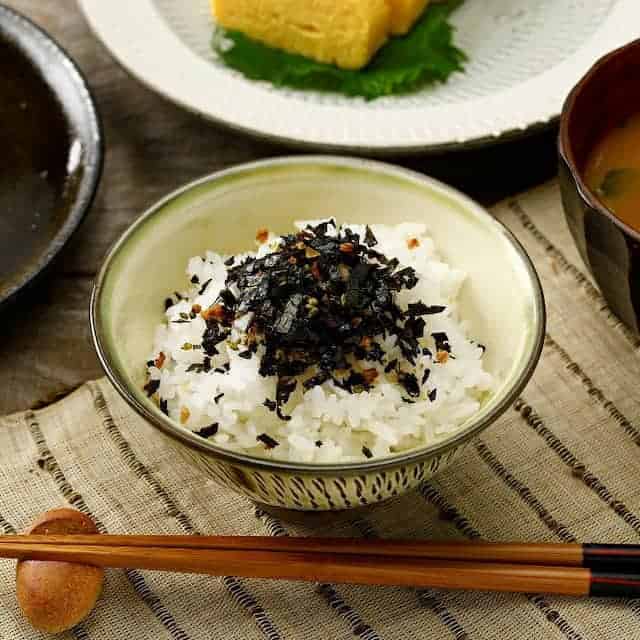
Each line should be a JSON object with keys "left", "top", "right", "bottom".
{"left": 146, "top": 221, "right": 494, "bottom": 463}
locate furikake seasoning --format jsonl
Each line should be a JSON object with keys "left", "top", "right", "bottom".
{"left": 197, "top": 221, "right": 445, "bottom": 421}
{"left": 146, "top": 220, "right": 453, "bottom": 441}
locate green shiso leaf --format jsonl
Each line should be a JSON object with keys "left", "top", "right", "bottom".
{"left": 212, "top": 0, "right": 466, "bottom": 100}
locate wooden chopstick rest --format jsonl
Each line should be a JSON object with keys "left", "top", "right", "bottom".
{"left": 16, "top": 508, "right": 104, "bottom": 634}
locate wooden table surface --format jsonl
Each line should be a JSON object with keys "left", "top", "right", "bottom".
{"left": 0, "top": 0, "right": 560, "bottom": 415}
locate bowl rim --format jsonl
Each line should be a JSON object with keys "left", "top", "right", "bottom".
{"left": 559, "top": 37, "right": 640, "bottom": 244}
{"left": 90, "top": 156, "right": 546, "bottom": 474}
{"left": 0, "top": 4, "right": 104, "bottom": 309}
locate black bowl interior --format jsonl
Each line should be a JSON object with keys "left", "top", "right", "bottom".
{"left": 0, "top": 5, "right": 102, "bottom": 309}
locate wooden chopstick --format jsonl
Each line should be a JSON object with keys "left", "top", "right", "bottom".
{"left": 1, "top": 536, "right": 638, "bottom": 570}
{"left": 0, "top": 542, "right": 595, "bottom": 596}
{"left": 7, "top": 535, "right": 583, "bottom": 565}
{"left": 1, "top": 536, "right": 640, "bottom": 597}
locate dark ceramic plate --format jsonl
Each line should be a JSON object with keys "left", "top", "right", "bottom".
{"left": 0, "top": 4, "right": 102, "bottom": 310}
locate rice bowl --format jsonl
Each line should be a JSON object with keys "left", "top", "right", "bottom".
{"left": 91, "top": 157, "right": 544, "bottom": 510}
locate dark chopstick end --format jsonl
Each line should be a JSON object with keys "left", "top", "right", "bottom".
{"left": 590, "top": 571, "right": 640, "bottom": 598}
{"left": 583, "top": 544, "right": 640, "bottom": 571}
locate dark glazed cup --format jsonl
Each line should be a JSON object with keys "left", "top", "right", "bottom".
{"left": 559, "top": 38, "right": 640, "bottom": 334}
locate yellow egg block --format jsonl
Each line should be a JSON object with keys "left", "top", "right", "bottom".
{"left": 389, "top": 0, "right": 431, "bottom": 34}
{"left": 212, "top": 0, "right": 430, "bottom": 70}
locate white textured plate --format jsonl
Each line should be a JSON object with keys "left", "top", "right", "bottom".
{"left": 79, "top": 0, "right": 640, "bottom": 152}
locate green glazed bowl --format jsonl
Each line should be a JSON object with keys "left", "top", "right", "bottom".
{"left": 91, "top": 157, "right": 545, "bottom": 511}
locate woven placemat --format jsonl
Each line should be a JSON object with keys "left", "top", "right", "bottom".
{"left": 2, "top": 180, "right": 640, "bottom": 640}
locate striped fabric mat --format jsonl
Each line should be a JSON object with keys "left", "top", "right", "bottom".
{"left": 2, "top": 180, "right": 640, "bottom": 640}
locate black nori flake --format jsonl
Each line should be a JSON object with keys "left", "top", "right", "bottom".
{"left": 363, "top": 225, "right": 378, "bottom": 247}
{"left": 186, "top": 363, "right": 205, "bottom": 373}
{"left": 333, "top": 370, "right": 377, "bottom": 394}
{"left": 405, "top": 316, "right": 426, "bottom": 339}
{"left": 432, "top": 332, "right": 451, "bottom": 353}
{"left": 172, "top": 319, "right": 190, "bottom": 324}
{"left": 224, "top": 256, "right": 235, "bottom": 266}
{"left": 273, "top": 293, "right": 304, "bottom": 334}
{"left": 159, "top": 399, "right": 169, "bottom": 415}
{"left": 146, "top": 360, "right": 154, "bottom": 368}
{"left": 388, "top": 256, "right": 401, "bottom": 270}
{"left": 398, "top": 339, "right": 418, "bottom": 366}
{"left": 315, "top": 440, "right": 323, "bottom": 448}
{"left": 276, "top": 378, "right": 297, "bottom": 402}
{"left": 144, "top": 379, "right": 160, "bottom": 397}
{"left": 214, "top": 393, "right": 225, "bottom": 404}
{"left": 478, "top": 343, "right": 486, "bottom": 353}
{"left": 366, "top": 249, "right": 389, "bottom": 265}
{"left": 263, "top": 399, "right": 277, "bottom": 412}
{"left": 342, "top": 227, "right": 359, "bottom": 243}
{"left": 422, "top": 347, "right": 432, "bottom": 357}
{"left": 257, "top": 433, "right": 279, "bottom": 449}
{"left": 362, "top": 446, "right": 373, "bottom": 459}
{"left": 203, "top": 357, "right": 212, "bottom": 373}
{"left": 238, "top": 351, "right": 253, "bottom": 359}
{"left": 214, "top": 368, "right": 227, "bottom": 374}
{"left": 407, "top": 302, "right": 446, "bottom": 316}
{"left": 174, "top": 291, "right": 184, "bottom": 301}
{"left": 164, "top": 298, "right": 174, "bottom": 311}
{"left": 179, "top": 312, "right": 190, "bottom": 320}
{"left": 303, "top": 371, "right": 330, "bottom": 390}
{"left": 399, "top": 372, "right": 420, "bottom": 398}
{"left": 364, "top": 342, "right": 385, "bottom": 363}
{"left": 402, "top": 398, "right": 416, "bottom": 404}
{"left": 202, "top": 324, "right": 228, "bottom": 356}
{"left": 274, "top": 378, "right": 297, "bottom": 421}
{"left": 199, "top": 279, "right": 213, "bottom": 295}
{"left": 392, "top": 267, "right": 418, "bottom": 290}
{"left": 196, "top": 423, "right": 219, "bottom": 438}
{"left": 384, "top": 359, "right": 399, "bottom": 374}
{"left": 428, "top": 388, "right": 437, "bottom": 402}
{"left": 306, "top": 219, "right": 335, "bottom": 236}
{"left": 219, "top": 288, "right": 237, "bottom": 308}
{"left": 190, "top": 274, "right": 200, "bottom": 284}
{"left": 422, "top": 369, "right": 431, "bottom": 385}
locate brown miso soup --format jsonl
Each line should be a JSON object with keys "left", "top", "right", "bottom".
{"left": 584, "top": 112, "right": 640, "bottom": 232}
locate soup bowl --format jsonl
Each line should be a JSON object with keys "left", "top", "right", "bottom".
{"left": 91, "top": 157, "right": 545, "bottom": 511}
{"left": 559, "top": 38, "right": 640, "bottom": 334}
